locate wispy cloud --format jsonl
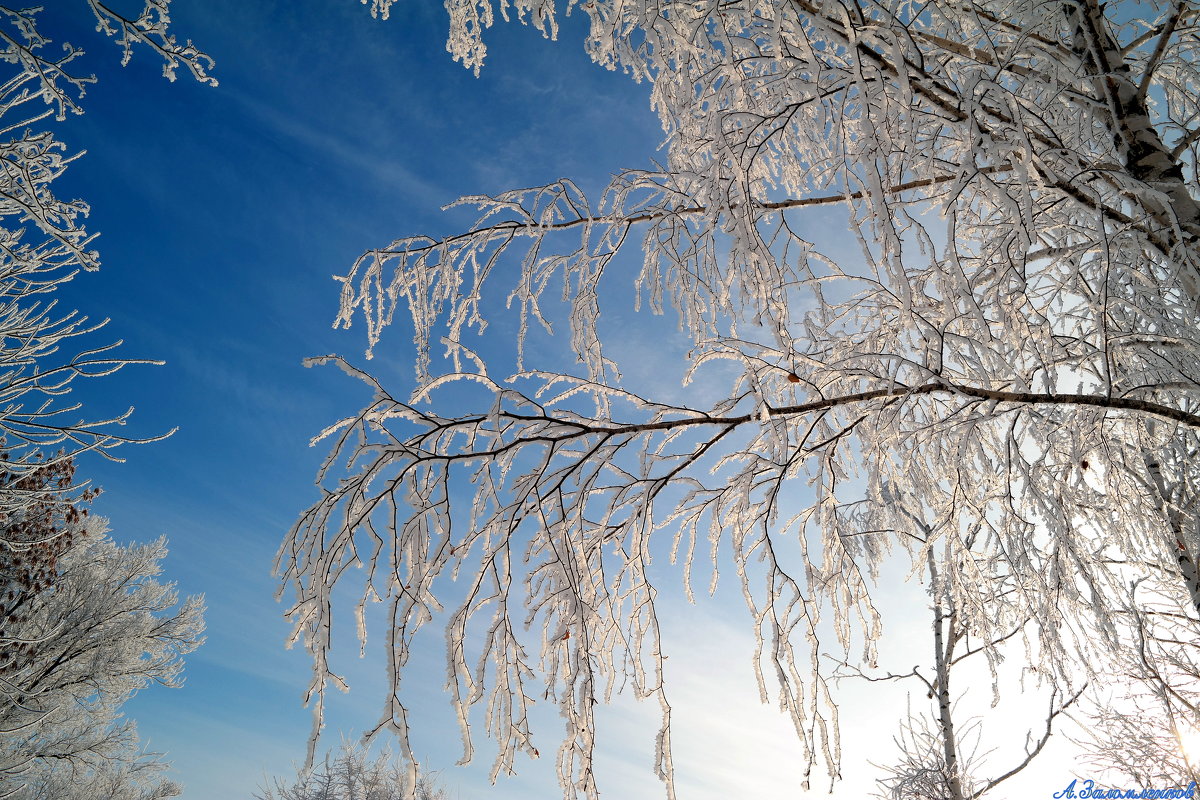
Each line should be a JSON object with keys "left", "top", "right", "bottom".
{"left": 224, "top": 85, "right": 450, "bottom": 209}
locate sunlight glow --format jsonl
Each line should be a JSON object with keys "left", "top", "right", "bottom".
{"left": 1177, "top": 727, "right": 1200, "bottom": 768}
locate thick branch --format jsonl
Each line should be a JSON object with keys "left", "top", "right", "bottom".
{"left": 529, "top": 381, "right": 1200, "bottom": 439}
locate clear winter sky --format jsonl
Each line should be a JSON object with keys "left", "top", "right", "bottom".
{"left": 39, "top": 2, "right": 1087, "bottom": 798}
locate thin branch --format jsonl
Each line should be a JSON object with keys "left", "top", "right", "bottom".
{"left": 1135, "top": 0, "right": 1185, "bottom": 105}
{"left": 976, "top": 685, "right": 1087, "bottom": 797}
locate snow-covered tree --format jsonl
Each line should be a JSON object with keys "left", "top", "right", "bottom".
{"left": 0, "top": 1, "right": 214, "bottom": 518}
{"left": 0, "top": 508, "right": 204, "bottom": 799}
{"left": 0, "top": 456, "right": 92, "bottom": 624}
{"left": 255, "top": 741, "right": 449, "bottom": 800}
{"left": 830, "top": 496, "right": 1081, "bottom": 800}
{"left": 16, "top": 756, "right": 181, "bottom": 800}
{"left": 281, "top": 0, "right": 1200, "bottom": 796}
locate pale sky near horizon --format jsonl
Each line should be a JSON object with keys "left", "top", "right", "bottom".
{"left": 33, "top": 2, "right": 1107, "bottom": 799}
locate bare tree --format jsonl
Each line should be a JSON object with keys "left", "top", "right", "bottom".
{"left": 256, "top": 741, "right": 450, "bottom": 800}
{"left": 281, "top": 0, "right": 1200, "bottom": 796}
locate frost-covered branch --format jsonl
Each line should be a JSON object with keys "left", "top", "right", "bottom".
{"left": 0, "top": 3, "right": 211, "bottom": 502}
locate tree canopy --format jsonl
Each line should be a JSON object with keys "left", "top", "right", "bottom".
{"left": 280, "top": 0, "right": 1200, "bottom": 796}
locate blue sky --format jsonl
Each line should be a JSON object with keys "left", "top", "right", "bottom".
{"left": 33, "top": 2, "right": 1089, "bottom": 799}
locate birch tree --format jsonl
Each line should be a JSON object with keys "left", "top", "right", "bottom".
{"left": 282, "top": 0, "right": 1200, "bottom": 795}
{"left": 835, "top": 500, "right": 1082, "bottom": 800}
{"left": 863, "top": 547, "right": 1082, "bottom": 800}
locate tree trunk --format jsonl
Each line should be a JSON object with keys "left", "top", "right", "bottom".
{"left": 928, "top": 549, "right": 967, "bottom": 800}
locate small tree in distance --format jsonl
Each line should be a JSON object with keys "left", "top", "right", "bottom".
{"left": 256, "top": 741, "right": 450, "bottom": 800}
